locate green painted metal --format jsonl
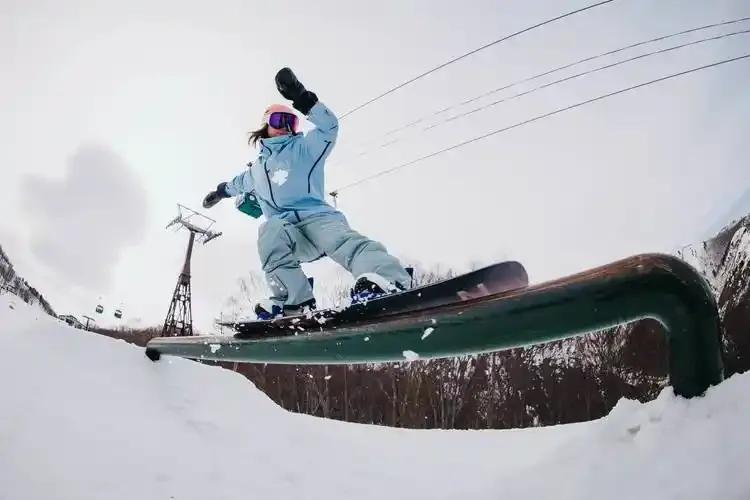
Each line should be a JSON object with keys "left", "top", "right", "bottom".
{"left": 146, "top": 254, "right": 724, "bottom": 398}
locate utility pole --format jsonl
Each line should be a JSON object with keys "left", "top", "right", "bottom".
{"left": 162, "top": 205, "right": 221, "bottom": 337}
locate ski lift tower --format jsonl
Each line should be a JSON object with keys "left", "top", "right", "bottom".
{"left": 162, "top": 204, "right": 222, "bottom": 337}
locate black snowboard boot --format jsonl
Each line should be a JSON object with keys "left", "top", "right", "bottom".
{"left": 351, "top": 273, "right": 405, "bottom": 304}
{"left": 282, "top": 298, "right": 317, "bottom": 317}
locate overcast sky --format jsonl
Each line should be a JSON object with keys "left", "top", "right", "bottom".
{"left": 1, "top": 0, "right": 748, "bottom": 332}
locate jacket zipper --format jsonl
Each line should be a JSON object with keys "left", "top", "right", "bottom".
{"left": 261, "top": 144, "right": 280, "bottom": 209}
{"left": 307, "top": 141, "right": 331, "bottom": 193}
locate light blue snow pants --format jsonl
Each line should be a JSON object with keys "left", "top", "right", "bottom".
{"left": 257, "top": 211, "right": 411, "bottom": 307}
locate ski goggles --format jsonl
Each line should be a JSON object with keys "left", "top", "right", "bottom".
{"left": 267, "top": 111, "right": 299, "bottom": 132}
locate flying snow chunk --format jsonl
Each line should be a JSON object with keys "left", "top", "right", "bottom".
{"left": 324, "top": 375, "right": 332, "bottom": 381}
{"left": 402, "top": 350, "right": 420, "bottom": 361}
{"left": 421, "top": 327, "right": 435, "bottom": 340}
{"left": 209, "top": 344, "right": 221, "bottom": 354}
{"left": 270, "top": 169, "right": 289, "bottom": 186}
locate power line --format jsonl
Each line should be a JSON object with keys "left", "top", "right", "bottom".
{"left": 334, "top": 16, "right": 750, "bottom": 163}
{"left": 387, "top": 16, "right": 750, "bottom": 135}
{"left": 354, "top": 28, "right": 750, "bottom": 159}
{"left": 329, "top": 53, "right": 750, "bottom": 197}
{"left": 338, "top": 0, "right": 618, "bottom": 119}
{"left": 419, "top": 29, "right": 750, "bottom": 137}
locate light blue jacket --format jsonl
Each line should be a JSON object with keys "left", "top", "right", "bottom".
{"left": 224, "top": 101, "right": 339, "bottom": 222}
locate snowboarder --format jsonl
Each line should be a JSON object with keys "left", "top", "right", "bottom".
{"left": 203, "top": 68, "right": 412, "bottom": 319}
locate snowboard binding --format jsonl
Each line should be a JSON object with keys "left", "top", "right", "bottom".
{"left": 254, "top": 300, "right": 283, "bottom": 321}
{"left": 351, "top": 273, "right": 405, "bottom": 304}
{"left": 254, "top": 298, "right": 317, "bottom": 321}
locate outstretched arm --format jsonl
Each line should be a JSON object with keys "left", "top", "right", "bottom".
{"left": 224, "top": 166, "right": 254, "bottom": 197}
{"left": 203, "top": 165, "right": 255, "bottom": 208}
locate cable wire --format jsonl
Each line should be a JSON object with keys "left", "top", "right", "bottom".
{"left": 339, "top": 0, "right": 618, "bottom": 119}
{"left": 385, "top": 16, "right": 750, "bottom": 135}
{"left": 398, "top": 29, "right": 750, "bottom": 144}
{"left": 329, "top": 53, "right": 750, "bottom": 196}
{"left": 334, "top": 16, "right": 750, "bottom": 163}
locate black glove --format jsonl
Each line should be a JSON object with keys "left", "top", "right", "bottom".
{"left": 275, "top": 67, "right": 318, "bottom": 115}
{"left": 202, "top": 182, "right": 230, "bottom": 209}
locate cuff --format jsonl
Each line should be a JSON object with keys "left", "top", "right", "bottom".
{"left": 217, "top": 182, "right": 232, "bottom": 198}
{"left": 293, "top": 90, "right": 318, "bottom": 115}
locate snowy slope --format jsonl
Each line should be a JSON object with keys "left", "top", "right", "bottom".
{"left": 1, "top": 294, "right": 748, "bottom": 500}
{"left": 717, "top": 221, "right": 750, "bottom": 309}
{"left": 677, "top": 215, "right": 750, "bottom": 322}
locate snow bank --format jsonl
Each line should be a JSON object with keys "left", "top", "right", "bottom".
{"left": 1, "top": 295, "right": 748, "bottom": 500}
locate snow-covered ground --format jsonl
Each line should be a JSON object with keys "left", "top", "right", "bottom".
{"left": 1, "top": 294, "right": 748, "bottom": 500}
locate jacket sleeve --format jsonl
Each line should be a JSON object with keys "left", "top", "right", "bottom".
{"left": 300, "top": 101, "right": 338, "bottom": 160}
{"left": 224, "top": 163, "right": 255, "bottom": 197}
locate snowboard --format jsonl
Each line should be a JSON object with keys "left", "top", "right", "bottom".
{"left": 221, "top": 261, "right": 528, "bottom": 339}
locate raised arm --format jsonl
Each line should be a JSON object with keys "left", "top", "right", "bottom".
{"left": 275, "top": 67, "right": 338, "bottom": 157}
{"left": 303, "top": 101, "right": 339, "bottom": 151}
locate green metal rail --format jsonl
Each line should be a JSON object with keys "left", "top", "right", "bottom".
{"left": 146, "top": 254, "right": 724, "bottom": 398}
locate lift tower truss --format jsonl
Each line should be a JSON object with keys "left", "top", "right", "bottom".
{"left": 162, "top": 205, "right": 221, "bottom": 337}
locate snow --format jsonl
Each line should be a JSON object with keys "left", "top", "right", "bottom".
{"left": 421, "top": 326, "right": 435, "bottom": 339}
{"left": 402, "top": 349, "right": 421, "bottom": 360}
{"left": 676, "top": 216, "right": 750, "bottom": 306}
{"left": 719, "top": 224, "right": 750, "bottom": 309}
{"left": 1, "top": 294, "right": 749, "bottom": 500}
